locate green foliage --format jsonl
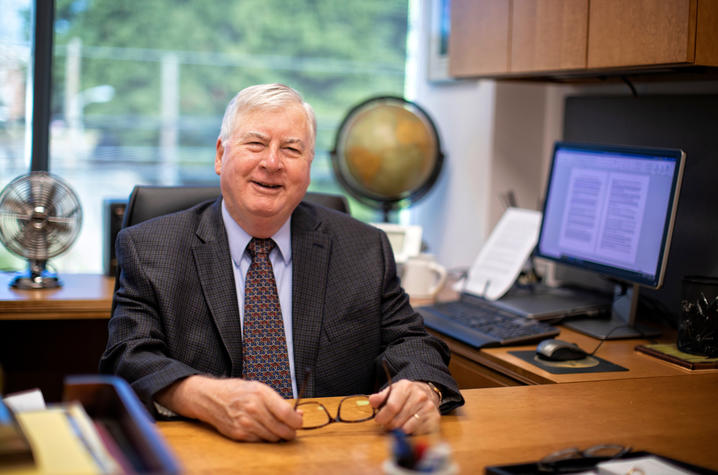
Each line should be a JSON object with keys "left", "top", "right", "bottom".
{"left": 51, "top": 0, "right": 408, "bottom": 220}
{"left": 53, "top": 0, "right": 407, "bottom": 122}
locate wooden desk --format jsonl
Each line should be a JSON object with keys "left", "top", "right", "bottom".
{"left": 0, "top": 273, "right": 114, "bottom": 320}
{"left": 159, "top": 374, "right": 718, "bottom": 474}
{"left": 433, "top": 326, "right": 717, "bottom": 388}
{"left": 0, "top": 273, "right": 114, "bottom": 401}
{"left": 1, "top": 273, "right": 711, "bottom": 399}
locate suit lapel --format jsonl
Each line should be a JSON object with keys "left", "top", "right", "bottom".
{"left": 192, "top": 200, "right": 244, "bottom": 377}
{"left": 291, "top": 204, "right": 331, "bottom": 395}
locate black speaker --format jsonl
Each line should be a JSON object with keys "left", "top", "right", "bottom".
{"left": 103, "top": 199, "right": 127, "bottom": 276}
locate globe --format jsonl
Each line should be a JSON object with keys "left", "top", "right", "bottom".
{"left": 331, "top": 97, "right": 443, "bottom": 220}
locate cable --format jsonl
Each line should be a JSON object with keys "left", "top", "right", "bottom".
{"left": 621, "top": 75, "right": 638, "bottom": 97}
{"left": 587, "top": 323, "right": 652, "bottom": 357}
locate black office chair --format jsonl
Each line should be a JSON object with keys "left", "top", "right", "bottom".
{"left": 122, "top": 185, "right": 349, "bottom": 228}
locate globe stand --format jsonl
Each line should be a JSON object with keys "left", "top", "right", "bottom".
{"left": 11, "top": 259, "right": 62, "bottom": 290}
{"left": 381, "top": 202, "right": 393, "bottom": 223}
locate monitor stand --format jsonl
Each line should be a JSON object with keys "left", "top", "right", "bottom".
{"left": 564, "top": 283, "right": 662, "bottom": 340}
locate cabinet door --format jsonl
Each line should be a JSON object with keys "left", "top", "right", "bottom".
{"left": 588, "top": 0, "right": 697, "bottom": 68}
{"left": 511, "top": 0, "right": 589, "bottom": 73}
{"left": 449, "top": 0, "right": 510, "bottom": 77}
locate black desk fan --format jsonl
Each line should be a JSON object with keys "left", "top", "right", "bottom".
{"left": 0, "top": 172, "right": 83, "bottom": 289}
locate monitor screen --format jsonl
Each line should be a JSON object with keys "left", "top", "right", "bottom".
{"left": 537, "top": 142, "right": 685, "bottom": 289}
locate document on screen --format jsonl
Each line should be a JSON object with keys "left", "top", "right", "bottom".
{"left": 558, "top": 169, "right": 648, "bottom": 267}
{"left": 465, "top": 208, "right": 542, "bottom": 301}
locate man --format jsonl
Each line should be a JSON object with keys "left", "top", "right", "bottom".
{"left": 100, "top": 83, "right": 463, "bottom": 442}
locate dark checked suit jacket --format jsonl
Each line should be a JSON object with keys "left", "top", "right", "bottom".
{"left": 100, "top": 198, "right": 464, "bottom": 417}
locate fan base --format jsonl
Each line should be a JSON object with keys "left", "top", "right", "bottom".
{"left": 11, "top": 275, "right": 62, "bottom": 290}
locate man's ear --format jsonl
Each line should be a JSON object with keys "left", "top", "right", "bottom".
{"left": 215, "top": 138, "right": 224, "bottom": 175}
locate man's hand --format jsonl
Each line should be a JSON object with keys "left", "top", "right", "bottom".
{"left": 157, "top": 375, "right": 302, "bottom": 442}
{"left": 367, "top": 380, "right": 441, "bottom": 435}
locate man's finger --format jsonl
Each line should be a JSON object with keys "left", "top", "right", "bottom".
{"left": 250, "top": 385, "right": 301, "bottom": 440}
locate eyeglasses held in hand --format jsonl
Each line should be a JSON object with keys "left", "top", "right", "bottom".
{"left": 294, "top": 360, "right": 392, "bottom": 430}
{"left": 538, "top": 444, "right": 631, "bottom": 473}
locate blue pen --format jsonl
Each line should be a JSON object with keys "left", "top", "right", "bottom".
{"left": 391, "top": 429, "right": 415, "bottom": 469}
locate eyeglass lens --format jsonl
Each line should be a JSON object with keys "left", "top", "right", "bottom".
{"left": 338, "top": 395, "right": 375, "bottom": 421}
{"left": 297, "top": 396, "right": 377, "bottom": 429}
{"left": 295, "top": 360, "right": 392, "bottom": 430}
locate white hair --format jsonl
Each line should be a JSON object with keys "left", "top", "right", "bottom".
{"left": 218, "top": 83, "right": 316, "bottom": 152}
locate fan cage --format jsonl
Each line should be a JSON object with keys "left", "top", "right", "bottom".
{"left": 0, "top": 172, "right": 83, "bottom": 261}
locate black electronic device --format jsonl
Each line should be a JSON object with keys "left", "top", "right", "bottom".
{"left": 535, "top": 142, "right": 686, "bottom": 339}
{"left": 103, "top": 199, "right": 126, "bottom": 277}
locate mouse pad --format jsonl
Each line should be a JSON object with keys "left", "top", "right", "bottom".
{"left": 508, "top": 350, "right": 628, "bottom": 374}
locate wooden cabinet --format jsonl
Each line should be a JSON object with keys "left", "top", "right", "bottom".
{"left": 448, "top": 0, "right": 511, "bottom": 77}
{"left": 449, "top": 0, "right": 718, "bottom": 79}
{"left": 588, "top": 0, "right": 718, "bottom": 69}
{"left": 511, "top": 0, "right": 589, "bottom": 73}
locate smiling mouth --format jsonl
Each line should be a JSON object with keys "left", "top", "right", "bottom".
{"left": 252, "top": 180, "right": 282, "bottom": 190}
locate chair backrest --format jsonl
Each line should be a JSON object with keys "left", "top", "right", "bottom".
{"left": 123, "top": 186, "right": 221, "bottom": 228}
{"left": 123, "top": 185, "right": 349, "bottom": 228}
{"left": 304, "top": 191, "right": 350, "bottom": 215}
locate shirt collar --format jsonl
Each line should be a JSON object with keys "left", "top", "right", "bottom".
{"left": 221, "top": 199, "right": 292, "bottom": 266}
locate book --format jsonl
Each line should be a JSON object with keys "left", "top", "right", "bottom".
{"left": 0, "top": 399, "right": 34, "bottom": 469}
{"left": 5, "top": 401, "right": 127, "bottom": 474}
{"left": 14, "top": 405, "right": 102, "bottom": 474}
{"left": 635, "top": 343, "right": 718, "bottom": 370}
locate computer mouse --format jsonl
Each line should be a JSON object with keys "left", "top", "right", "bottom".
{"left": 536, "top": 339, "right": 588, "bottom": 361}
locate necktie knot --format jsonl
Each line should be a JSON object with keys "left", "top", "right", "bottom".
{"left": 247, "top": 238, "right": 275, "bottom": 259}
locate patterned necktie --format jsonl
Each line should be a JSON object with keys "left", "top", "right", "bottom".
{"left": 242, "top": 238, "right": 293, "bottom": 398}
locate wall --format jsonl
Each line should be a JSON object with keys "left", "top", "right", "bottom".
{"left": 407, "top": 2, "right": 560, "bottom": 272}
{"left": 406, "top": 2, "right": 490, "bottom": 272}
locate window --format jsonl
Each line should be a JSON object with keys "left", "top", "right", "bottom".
{"left": 0, "top": 0, "right": 33, "bottom": 270}
{"left": 2, "top": 0, "right": 410, "bottom": 273}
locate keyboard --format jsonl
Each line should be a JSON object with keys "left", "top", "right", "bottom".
{"left": 418, "top": 298, "right": 560, "bottom": 348}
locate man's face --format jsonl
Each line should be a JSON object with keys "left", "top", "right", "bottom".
{"left": 215, "top": 103, "right": 313, "bottom": 235}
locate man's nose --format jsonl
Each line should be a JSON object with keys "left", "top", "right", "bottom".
{"left": 261, "top": 146, "right": 283, "bottom": 170}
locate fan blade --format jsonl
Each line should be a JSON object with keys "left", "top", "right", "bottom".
{"left": 37, "top": 230, "right": 49, "bottom": 260}
{"left": 58, "top": 203, "right": 81, "bottom": 220}
{"left": 0, "top": 210, "right": 33, "bottom": 222}
{"left": 17, "top": 223, "right": 48, "bottom": 260}
{"left": 0, "top": 197, "right": 33, "bottom": 218}
{"left": 45, "top": 217, "right": 74, "bottom": 234}
{"left": 30, "top": 175, "right": 59, "bottom": 212}
{"left": 46, "top": 204, "right": 80, "bottom": 232}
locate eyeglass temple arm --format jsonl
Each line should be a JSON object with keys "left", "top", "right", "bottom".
{"left": 376, "top": 360, "right": 393, "bottom": 410}
{"left": 294, "top": 367, "right": 312, "bottom": 407}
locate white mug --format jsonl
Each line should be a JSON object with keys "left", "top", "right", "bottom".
{"left": 401, "top": 254, "right": 447, "bottom": 300}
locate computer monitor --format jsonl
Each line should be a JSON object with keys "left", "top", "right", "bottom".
{"left": 535, "top": 142, "right": 685, "bottom": 339}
